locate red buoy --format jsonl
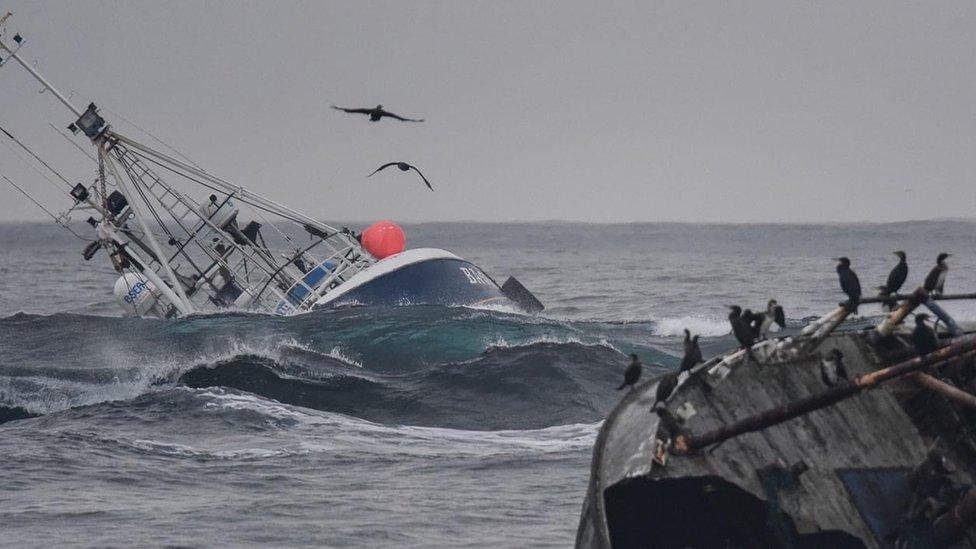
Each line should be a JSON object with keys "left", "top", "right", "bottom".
{"left": 361, "top": 220, "right": 406, "bottom": 259}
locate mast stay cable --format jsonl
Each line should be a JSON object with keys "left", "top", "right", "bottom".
{"left": 1, "top": 173, "right": 91, "bottom": 241}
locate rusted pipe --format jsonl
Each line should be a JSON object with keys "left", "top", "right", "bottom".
{"left": 672, "top": 336, "right": 976, "bottom": 455}
{"left": 800, "top": 306, "right": 846, "bottom": 336}
{"left": 875, "top": 287, "right": 927, "bottom": 337}
{"left": 860, "top": 290, "right": 976, "bottom": 304}
{"left": 800, "top": 307, "right": 851, "bottom": 354}
{"left": 911, "top": 373, "right": 976, "bottom": 408}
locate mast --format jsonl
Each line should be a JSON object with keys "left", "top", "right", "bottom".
{"left": 0, "top": 28, "right": 82, "bottom": 117}
{"left": 0, "top": 16, "right": 374, "bottom": 318}
{"left": 1, "top": 22, "right": 195, "bottom": 314}
{"left": 99, "top": 148, "right": 195, "bottom": 314}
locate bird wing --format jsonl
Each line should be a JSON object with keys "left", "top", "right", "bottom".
{"left": 774, "top": 305, "right": 786, "bottom": 328}
{"left": 841, "top": 270, "right": 861, "bottom": 299}
{"left": 936, "top": 269, "right": 947, "bottom": 293}
{"left": 332, "top": 105, "right": 372, "bottom": 115}
{"left": 407, "top": 165, "right": 434, "bottom": 191}
{"left": 368, "top": 162, "right": 400, "bottom": 177}
{"left": 732, "top": 320, "right": 754, "bottom": 345}
{"left": 924, "top": 266, "right": 940, "bottom": 291}
{"left": 886, "top": 263, "right": 908, "bottom": 293}
{"left": 379, "top": 109, "right": 424, "bottom": 122}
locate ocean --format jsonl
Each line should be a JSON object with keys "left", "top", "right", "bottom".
{"left": 1, "top": 220, "right": 975, "bottom": 547}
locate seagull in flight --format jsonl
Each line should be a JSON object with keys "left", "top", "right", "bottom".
{"left": 368, "top": 162, "right": 433, "bottom": 191}
{"left": 331, "top": 104, "right": 424, "bottom": 123}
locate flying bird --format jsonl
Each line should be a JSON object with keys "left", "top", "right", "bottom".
{"left": 923, "top": 253, "right": 950, "bottom": 296}
{"left": 368, "top": 162, "right": 433, "bottom": 191}
{"left": 727, "top": 305, "right": 757, "bottom": 361}
{"left": 331, "top": 104, "right": 424, "bottom": 123}
{"left": 834, "top": 257, "right": 861, "bottom": 314}
{"left": 912, "top": 313, "right": 938, "bottom": 357}
{"left": 679, "top": 329, "right": 703, "bottom": 373}
{"left": 878, "top": 251, "right": 908, "bottom": 311}
{"left": 617, "top": 353, "right": 642, "bottom": 391}
{"left": 760, "top": 299, "right": 786, "bottom": 337}
{"left": 819, "top": 349, "right": 849, "bottom": 387}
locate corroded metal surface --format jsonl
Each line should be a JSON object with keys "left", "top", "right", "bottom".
{"left": 577, "top": 330, "right": 976, "bottom": 548}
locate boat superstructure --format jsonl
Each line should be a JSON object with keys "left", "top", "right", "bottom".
{"left": 0, "top": 17, "right": 542, "bottom": 318}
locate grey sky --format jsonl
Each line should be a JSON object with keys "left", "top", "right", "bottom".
{"left": 1, "top": 1, "right": 975, "bottom": 223}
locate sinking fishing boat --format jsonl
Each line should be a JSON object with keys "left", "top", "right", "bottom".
{"left": 577, "top": 290, "right": 976, "bottom": 548}
{"left": 0, "top": 18, "right": 542, "bottom": 318}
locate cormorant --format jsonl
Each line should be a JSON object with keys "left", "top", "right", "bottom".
{"left": 331, "top": 104, "right": 424, "bottom": 122}
{"left": 819, "top": 349, "right": 849, "bottom": 387}
{"left": 617, "top": 353, "right": 642, "bottom": 391}
{"left": 742, "top": 309, "right": 763, "bottom": 340}
{"left": 655, "top": 407, "right": 683, "bottom": 440}
{"left": 834, "top": 257, "right": 861, "bottom": 314}
{"left": 679, "top": 328, "right": 703, "bottom": 373}
{"left": 727, "top": 305, "right": 757, "bottom": 360}
{"left": 652, "top": 372, "right": 680, "bottom": 411}
{"left": 912, "top": 313, "right": 938, "bottom": 357}
{"left": 760, "top": 299, "right": 786, "bottom": 337}
{"left": 923, "top": 253, "right": 950, "bottom": 296}
{"left": 368, "top": 162, "right": 434, "bottom": 191}
{"left": 878, "top": 251, "right": 908, "bottom": 311}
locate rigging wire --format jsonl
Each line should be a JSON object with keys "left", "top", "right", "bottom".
{"left": 1, "top": 174, "right": 92, "bottom": 242}
{"left": 49, "top": 122, "right": 97, "bottom": 162}
{"left": 132, "top": 150, "right": 324, "bottom": 231}
{"left": 0, "top": 123, "right": 73, "bottom": 187}
{"left": 67, "top": 89, "right": 204, "bottom": 170}
{"left": 0, "top": 135, "right": 67, "bottom": 192}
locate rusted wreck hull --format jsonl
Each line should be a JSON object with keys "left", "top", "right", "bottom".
{"left": 576, "top": 329, "right": 976, "bottom": 548}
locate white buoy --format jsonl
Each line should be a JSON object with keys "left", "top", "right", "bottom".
{"left": 113, "top": 273, "right": 163, "bottom": 316}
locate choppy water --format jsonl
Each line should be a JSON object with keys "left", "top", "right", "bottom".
{"left": 1, "top": 220, "right": 974, "bottom": 547}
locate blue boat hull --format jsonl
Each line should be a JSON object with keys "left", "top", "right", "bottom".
{"left": 310, "top": 249, "right": 518, "bottom": 311}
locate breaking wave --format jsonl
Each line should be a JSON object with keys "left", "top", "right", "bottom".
{"left": 0, "top": 307, "right": 681, "bottom": 430}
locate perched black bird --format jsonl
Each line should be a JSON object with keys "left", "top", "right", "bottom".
{"left": 617, "top": 353, "right": 642, "bottom": 391}
{"left": 760, "top": 299, "right": 786, "bottom": 337}
{"left": 679, "top": 329, "right": 703, "bottom": 373}
{"left": 368, "top": 162, "right": 433, "bottom": 191}
{"left": 727, "top": 305, "right": 757, "bottom": 360}
{"left": 819, "top": 349, "right": 849, "bottom": 387}
{"left": 834, "top": 257, "right": 862, "bottom": 314}
{"left": 655, "top": 407, "right": 683, "bottom": 440}
{"left": 652, "top": 372, "right": 680, "bottom": 411}
{"left": 923, "top": 253, "right": 950, "bottom": 296}
{"left": 331, "top": 104, "right": 424, "bottom": 122}
{"left": 912, "top": 313, "right": 939, "bottom": 357}
{"left": 742, "top": 309, "right": 764, "bottom": 340}
{"left": 878, "top": 251, "right": 909, "bottom": 311}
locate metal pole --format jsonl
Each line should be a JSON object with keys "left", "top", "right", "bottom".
{"left": 911, "top": 373, "right": 976, "bottom": 408}
{"left": 99, "top": 224, "right": 192, "bottom": 318}
{"left": 860, "top": 291, "right": 976, "bottom": 304}
{"left": 113, "top": 133, "right": 340, "bottom": 235}
{"left": 875, "top": 287, "right": 927, "bottom": 337}
{"left": 924, "top": 297, "right": 964, "bottom": 337}
{"left": 0, "top": 37, "right": 82, "bottom": 117}
{"left": 100, "top": 149, "right": 194, "bottom": 315}
{"left": 672, "top": 335, "right": 976, "bottom": 455}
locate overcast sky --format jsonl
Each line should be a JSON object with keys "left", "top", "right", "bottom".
{"left": 1, "top": 1, "right": 975, "bottom": 223}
